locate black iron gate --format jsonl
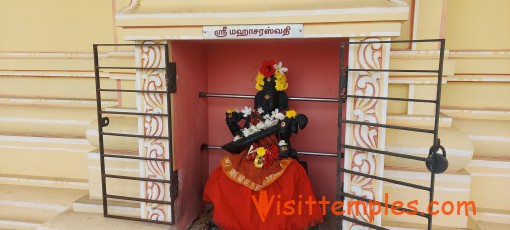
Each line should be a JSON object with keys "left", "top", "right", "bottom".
{"left": 337, "top": 39, "right": 446, "bottom": 230}
{"left": 93, "top": 43, "right": 177, "bottom": 225}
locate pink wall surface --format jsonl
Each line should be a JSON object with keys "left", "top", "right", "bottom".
{"left": 170, "top": 41, "right": 209, "bottom": 229}
{"left": 172, "top": 38, "right": 348, "bottom": 227}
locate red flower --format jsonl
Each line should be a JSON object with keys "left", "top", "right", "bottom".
{"left": 260, "top": 60, "right": 276, "bottom": 77}
{"left": 266, "top": 145, "right": 280, "bottom": 162}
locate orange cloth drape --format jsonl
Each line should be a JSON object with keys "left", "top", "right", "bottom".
{"left": 204, "top": 155, "right": 324, "bottom": 229}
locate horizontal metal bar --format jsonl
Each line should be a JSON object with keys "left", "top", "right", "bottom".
{"left": 297, "top": 151, "right": 337, "bottom": 157}
{"left": 104, "top": 174, "right": 171, "bottom": 183}
{"left": 341, "top": 39, "right": 444, "bottom": 45}
{"left": 341, "top": 192, "right": 430, "bottom": 218}
{"left": 205, "top": 145, "right": 337, "bottom": 157}
{"left": 338, "top": 215, "right": 389, "bottom": 230}
{"left": 342, "top": 94, "right": 436, "bottom": 103}
{"left": 344, "top": 68, "right": 438, "bottom": 73}
{"left": 101, "top": 111, "right": 168, "bottom": 116}
{"left": 106, "top": 194, "right": 172, "bottom": 205}
{"left": 199, "top": 92, "right": 339, "bottom": 102}
{"left": 341, "top": 120, "right": 435, "bottom": 134}
{"left": 339, "top": 168, "right": 430, "bottom": 191}
{"left": 103, "top": 154, "right": 170, "bottom": 162}
{"left": 105, "top": 214, "right": 172, "bottom": 225}
{"left": 102, "top": 132, "right": 169, "bottom": 140}
{"left": 206, "top": 145, "right": 222, "bottom": 150}
{"left": 342, "top": 144, "right": 428, "bottom": 162}
{"left": 99, "top": 89, "right": 168, "bottom": 93}
{"left": 97, "top": 66, "right": 166, "bottom": 70}
{"left": 94, "top": 44, "right": 167, "bottom": 47}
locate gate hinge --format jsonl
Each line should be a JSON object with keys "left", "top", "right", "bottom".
{"left": 170, "top": 170, "right": 179, "bottom": 200}
{"left": 166, "top": 62, "right": 177, "bottom": 93}
{"left": 340, "top": 70, "right": 348, "bottom": 103}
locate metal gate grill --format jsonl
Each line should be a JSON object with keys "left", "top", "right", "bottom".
{"left": 337, "top": 39, "right": 446, "bottom": 230}
{"left": 93, "top": 43, "right": 177, "bottom": 225}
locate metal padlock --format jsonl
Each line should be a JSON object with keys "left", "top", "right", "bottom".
{"left": 426, "top": 140, "right": 448, "bottom": 174}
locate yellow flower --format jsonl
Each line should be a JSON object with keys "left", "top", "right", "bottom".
{"left": 275, "top": 81, "right": 288, "bottom": 91}
{"left": 255, "top": 73, "right": 265, "bottom": 91}
{"left": 257, "top": 147, "right": 266, "bottom": 157}
{"left": 256, "top": 73, "right": 265, "bottom": 85}
{"left": 286, "top": 110, "right": 297, "bottom": 118}
{"left": 226, "top": 109, "right": 234, "bottom": 114}
{"left": 254, "top": 156, "right": 264, "bottom": 168}
{"left": 274, "top": 72, "right": 288, "bottom": 91}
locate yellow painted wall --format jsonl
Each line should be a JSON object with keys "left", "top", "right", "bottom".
{"left": 445, "top": 0, "right": 510, "bottom": 50}
{"left": 0, "top": 0, "right": 115, "bottom": 52}
{"left": 0, "top": 0, "right": 122, "bottom": 186}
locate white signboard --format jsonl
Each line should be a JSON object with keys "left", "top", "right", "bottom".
{"left": 203, "top": 24, "right": 303, "bottom": 39}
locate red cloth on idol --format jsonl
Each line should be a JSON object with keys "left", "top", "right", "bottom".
{"left": 204, "top": 159, "right": 324, "bottom": 230}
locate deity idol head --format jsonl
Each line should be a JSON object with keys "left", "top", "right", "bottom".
{"left": 254, "top": 60, "right": 289, "bottom": 115}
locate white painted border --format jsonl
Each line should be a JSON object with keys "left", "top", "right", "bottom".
{"left": 384, "top": 170, "right": 471, "bottom": 183}
{"left": 0, "top": 176, "right": 88, "bottom": 187}
{"left": 0, "top": 135, "right": 89, "bottom": 145}
{"left": 385, "top": 146, "right": 472, "bottom": 157}
{"left": 0, "top": 200, "right": 68, "bottom": 212}
{"left": 0, "top": 117, "right": 90, "bottom": 125}
{"left": 0, "top": 220, "right": 41, "bottom": 228}
{"left": 468, "top": 160, "right": 510, "bottom": 169}
{"left": 116, "top": 7, "right": 408, "bottom": 20}
{"left": 468, "top": 135, "right": 510, "bottom": 142}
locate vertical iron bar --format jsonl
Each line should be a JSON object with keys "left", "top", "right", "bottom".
{"left": 337, "top": 43, "right": 346, "bottom": 230}
{"left": 164, "top": 43, "right": 174, "bottom": 178}
{"left": 164, "top": 43, "right": 176, "bottom": 223}
{"left": 427, "top": 39, "right": 445, "bottom": 230}
{"left": 93, "top": 44, "right": 108, "bottom": 216}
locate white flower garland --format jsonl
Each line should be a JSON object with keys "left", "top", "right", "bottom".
{"left": 232, "top": 107, "right": 286, "bottom": 141}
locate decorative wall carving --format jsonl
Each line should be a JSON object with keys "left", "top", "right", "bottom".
{"left": 343, "top": 37, "right": 390, "bottom": 229}
{"left": 135, "top": 41, "right": 172, "bottom": 222}
{"left": 119, "top": 0, "right": 141, "bottom": 14}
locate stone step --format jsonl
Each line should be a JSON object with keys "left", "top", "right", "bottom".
{"left": 0, "top": 135, "right": 93, "bottom": 180}
{"left": 452, "top": 119, "right": 510, "bottom": 159}
{"left": 386, "top": 113, "right": 452, "bottom": 128}
{"left": 0, "top": 185, "right": 86, "bottom": 229}
{"left": 468, "top": 208, "right": 510, "bottom": 230}
{"left": 72, "top": 195, "right": 140, "bottom": 218}
{"left": 0, "top": 105, "right": 97, "bottom": 137}
{"left": 0, "top": 76, "right": 117, "bottom": 101}
{"left": 0, "top": 174, "right": 87, "bottom": 190}
{"left": 0, "top": 97, "right": 116, "bottom": 109}
{"left": 39, "top": 211, "right": 171, "bottom": 230}
{"left": 469, "top": 220, "right": 510, "bottom": 230}
{"left": 87, "top": 150, "right": 144, "bottom": 199}
{"left": 465, "top": 158, "right": 510, "bottom": 211}
{"left": 468, "top": 208, "right": 510, "bottom": 229}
